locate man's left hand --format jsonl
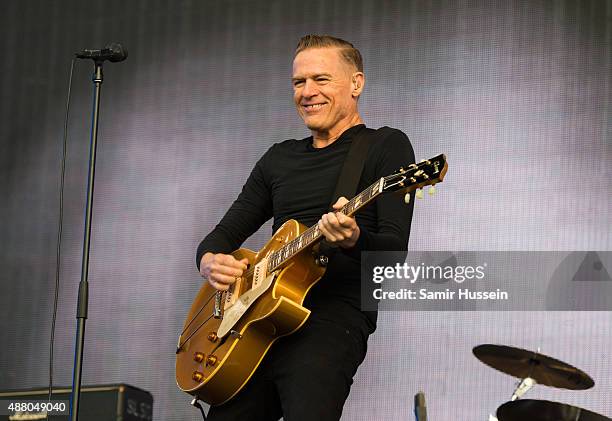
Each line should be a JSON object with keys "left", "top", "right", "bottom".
{"left": 318, "top": 196, "right": 360, "bottom": 249}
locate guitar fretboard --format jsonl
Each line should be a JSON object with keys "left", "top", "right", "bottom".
{"left": 266, "top": 177, "right": 385, "bottom": 272}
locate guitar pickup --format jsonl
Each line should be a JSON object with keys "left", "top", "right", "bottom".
{"left": 252, "top": 258, "right": 268, "bottom": 289}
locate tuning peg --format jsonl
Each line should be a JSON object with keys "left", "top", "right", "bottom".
{"left": 428, "top": 185, "right": 436, "bottom": 195}
{"left": 404, "top": 193, "right": 411, "bottom": 204}
{"left": 416, "top": 189, "right": 424, "bottom": 199}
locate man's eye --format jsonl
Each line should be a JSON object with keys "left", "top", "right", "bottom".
{"left": 293, "top": 81, "right": 304, "bottom": 87}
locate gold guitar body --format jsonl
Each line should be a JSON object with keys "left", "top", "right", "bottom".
{"left": 175, "top": 219, "right": 325, "bottom": 406}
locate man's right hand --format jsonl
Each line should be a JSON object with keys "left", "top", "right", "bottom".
{"left": 199, "top": 252, "right": 249, "bottom": 291}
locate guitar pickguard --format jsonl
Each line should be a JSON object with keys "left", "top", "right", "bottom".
{"left": 217, "top": 271, "right": 277, "bottom": 338}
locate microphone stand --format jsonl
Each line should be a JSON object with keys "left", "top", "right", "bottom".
{"left": 70, "top": 59, "right": 104, "bottom": 421}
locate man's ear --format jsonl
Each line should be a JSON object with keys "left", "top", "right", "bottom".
{"left": 351, "top": 72, "right": 365, "bottom": 98}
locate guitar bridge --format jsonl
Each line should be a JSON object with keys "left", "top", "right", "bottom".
{"left": 224, "top": 276, "right": 243, "bottom": 310}
{"left": 214, "top": 291, "right": 223, "bottom": 319}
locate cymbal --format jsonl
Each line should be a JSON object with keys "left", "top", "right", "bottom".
{"left": 497, "top": 399, "right": 611, "bottom": 421}
{"left": 473, "top": 344, "right": 594, "bottom": 390}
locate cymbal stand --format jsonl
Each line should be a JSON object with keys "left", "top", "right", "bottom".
{"left": 489, "top": 348, "right": 541, "bottom": 421}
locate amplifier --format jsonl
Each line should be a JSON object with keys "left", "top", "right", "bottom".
{"left": 0, "top": 384, "right": 153, "bottom": 421}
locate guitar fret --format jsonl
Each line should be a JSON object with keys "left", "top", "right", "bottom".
{"left": 347, "top": 199, "right": 355, "bottom": 214}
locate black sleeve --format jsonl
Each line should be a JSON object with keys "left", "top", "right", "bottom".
{"left": 195, "top": 149, "right": 274, "bottom": 270}
{"left": 344, "top": 129, "right": 415, "bottom": 257}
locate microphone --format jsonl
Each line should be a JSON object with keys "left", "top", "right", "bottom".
{"left": 75, "top": 43, "right": 128, "bottom": 62}
{"left": 414, "top": 392, "right": 427, "bottom": 421}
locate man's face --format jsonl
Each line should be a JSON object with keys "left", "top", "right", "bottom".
{"left": 292, "top": 47, "right": 361, "bottom": 135}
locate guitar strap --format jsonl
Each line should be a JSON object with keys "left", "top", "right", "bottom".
{"left": 330, "top": 125, "right": 394, "bottom": 207}
{"left": 319, "top": 125, "right": 393, "bottom": 257}
{"left": 329, "top": 127, "right": 371, "bottom": 207}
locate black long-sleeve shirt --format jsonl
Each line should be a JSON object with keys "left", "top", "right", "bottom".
{"left": 196, "top": 124, "right": 415, "bottom": 335}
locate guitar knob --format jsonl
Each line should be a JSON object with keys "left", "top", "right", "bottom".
{"left": 207, "top": 332, "right": 218, "bottom": 342}
{"left": 206, "top": 355, "right": 218, "bottom": 367}
{"left": 194, "top": 352, "right": 205, "bottom": 363}
{"left": 428, "top": 185, "right": 436, "bottom": 195}
{"left": 192, "top": 371, "right": 204, "bottom": 382}
{"left": 416, "top": 189, "right": 424, "bottom": 199}
{"left": 315, "top": 255, "right": 328, "bottom": 267}
{"left": 404, "top": 193, "right": 411, "bottom": 204}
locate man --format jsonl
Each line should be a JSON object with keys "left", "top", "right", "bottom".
{"left": 197, "top": 35, "right": 415, "bottom": 420}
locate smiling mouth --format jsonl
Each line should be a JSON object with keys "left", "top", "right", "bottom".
{"left": 302, "top": 103, "right": 326, "bottom": 112}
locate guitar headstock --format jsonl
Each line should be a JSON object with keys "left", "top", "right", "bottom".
{"left": 382, "top": 154, "right": 448, "bottom": 196}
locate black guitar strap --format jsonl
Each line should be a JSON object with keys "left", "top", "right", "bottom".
{"left": 330, "top": 125, "right": 394, "bottom": 207}
{"left": 319, "top": 126, "right": 393, "bottom": 258}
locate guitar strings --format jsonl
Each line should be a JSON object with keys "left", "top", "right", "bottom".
{"left": 178, "top": 291, "right": 217, "bottom": 338}
{"left": 178, "top": 265, "right": 257, "bottom": 342}
{"left": 178, "top": 261, "right": 259, "bottom": 349}
{"left": 177, "top": 313, "right": 215, "bottom": 351}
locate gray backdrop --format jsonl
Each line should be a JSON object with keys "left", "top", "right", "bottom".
{"left": 1, "top": 0, "right": 610, "bottom": 420}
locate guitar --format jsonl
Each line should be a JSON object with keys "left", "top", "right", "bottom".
{"left": 176, "top": 154, "right": 448, "bottom": 405}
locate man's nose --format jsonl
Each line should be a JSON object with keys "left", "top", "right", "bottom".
{"left": 302, "top": 79, "right": 318, "bottom": 98}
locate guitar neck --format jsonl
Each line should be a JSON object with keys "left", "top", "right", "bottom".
{"left": 267, "top": 177, "right": 385, "bottom": 272}
{"left": 266, "top": 153, "right": 448, "bottom": 273}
